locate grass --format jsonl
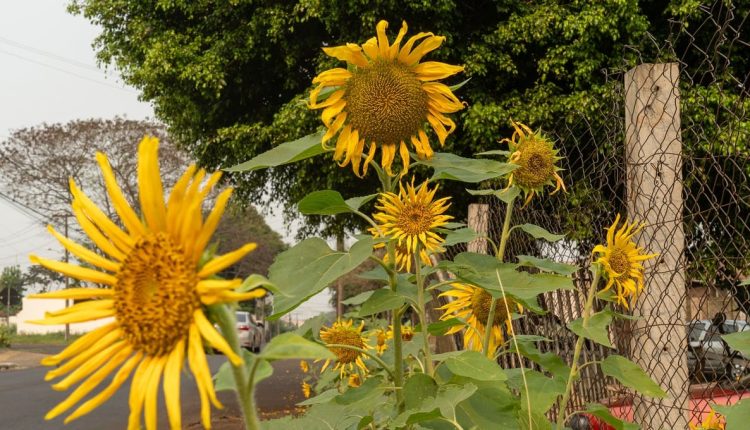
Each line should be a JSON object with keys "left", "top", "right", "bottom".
{"left": 8, "top": 331, "right": 82, "bottom": 345}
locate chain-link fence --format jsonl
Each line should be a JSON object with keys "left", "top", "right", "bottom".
{"left": 445, "top": 2, "right": 750, "bottom": 428}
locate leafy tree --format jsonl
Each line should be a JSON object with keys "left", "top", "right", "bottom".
{"left": 0, "top": 266, "right": 25, "bottom": 314}
{"left": 23, "top": 265, "right": 65, "bottom": 294}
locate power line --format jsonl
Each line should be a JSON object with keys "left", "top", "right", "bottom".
{"left": 0, "top": 35, "right": 107, "bottom": 75}
{"left": 0, "top": 47, "right": 137, "bottom": 94}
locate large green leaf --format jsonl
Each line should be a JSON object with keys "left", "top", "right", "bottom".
{"left": 341, "top": 290, "right": 374, "bottom": 306}
{"left": 269, "top": 236, "right": 373, "bottom": 318}
{"left": 420, "top": 152, "right": 517, "bottom": 183}
{"left": 359, "top": 288, "right": 406, "bottom": 317}
{"left": 506, "top": 369, "right": 565, "bottom": 416}
{"left": 600, "top": 355, "right": 667, "bottom": 398}
{"left": 515, "top": 340, "right": 571, "bottom": 379}
{"left": 225, "top": 131, "right": 325, "bottom": 172}
{"left": 260, "top": 333, "right": 335, "bottom": 361}
{"left": 714, "top": 399, "right": 750, "bottom": 429}
{"left": 466, "top": 186, "right": 520, "bottom": 204}
{"left": 455, "top": 385, "right": 520, "bottom": 429}
{"left": 723, "top": 331, "right": 750, "bottom": 356}
{"left": 214, "top": 350, "right": 273, "bottom": 392}
{"left": 516, "top": 223, "right": 565, "bottom": 242}
{"left": 584, "top": 403, "right": 640, "bottom": 430}
{"left": 428, "top": 318, "right": 464, "bottom": 336}
{"left": 298, "top": 190, "right": 377, "bottom": 215}
{"left": 568, "top": 311, "right": 614, "bottom": 349}
{"left": 443, "top": 227, "right": 480, "bottom": 247}
{"left": 516, "top": 255, "right": 578, "bottom": 276}
{"left": 444, "top": 351, "right": 507, "bottom": 381}
{"left": 404, "top": 373, "right": 438, "bottom": 410}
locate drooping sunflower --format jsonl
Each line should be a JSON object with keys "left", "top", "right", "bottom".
{"left": 372, "top": 179, "right": 452, "bottom": 271}
{"left": 502, "top": 120, "right": 566, "bottom": 205}
{"left": 309, "top": 20, "right": 465, "bottom": 177}
{"left": 593, "top": 214, "right": 658, "bottom": 309}
{"left": 439, "top": 283, "right": 522, "bottom": 356}
{"left": 319, "top": 320, "right": 370, "bottom": 377}
{"left": 372, "top": 328, "right": 392, "bottom": 355}
{"left": 387, "top": 323, "right": 415, "bottom": 342}
{"left": 690, "top": 409, "right": 725, "bottom": 430}
{"left": 300, "top": 360, "right": 310, "bottom": 373}
{"left": 348, "top": 373, "right": 363, "bottom": 388}
{"left": 28, "top": 137, "right": 265, "bottom": 430}
{"left": 301, "top": 381, "right": 312, "bottom": 399}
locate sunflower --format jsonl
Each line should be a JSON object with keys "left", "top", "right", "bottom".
{"left": 502, "top": 120, "right": 566, "bottom": 205}
{"left": 301, "top": 381, "right": 312, "bottom": 399}
{"left": 372, "top": 178, "right": 452, "bottom": 271}
{"left": 690, "top": 409, "right": 725, "bottom": 430}
{"left": 300, "top": 360, "right": 310, "bottom": 373}
{"left": 348, "top": 373, "right": 363, "bottom": 388}
{"left": 319, "top": 320, "right": 370, "bottom": 377}
{"left": 309, "top": 20, "right": 465, "bottom": 177}
{"left": 27, "top": 136, "right": 265, "bottom": 430}
{"left": 388, "top": 323, "right": 415, "bottom": 342}
{"left": 593, "top": 214, "right": 658, "bottom": 309}
{"left": 372, "top": 328, "right": 392, "bottom": 355}
{"left": 439, "top": 283, "right": 521, "bottom": 356}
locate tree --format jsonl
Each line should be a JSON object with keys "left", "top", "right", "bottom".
{"left": 0, "top": 266, "right": 25, "bottom": 315}
{"left": 0, "top": 117, "right": 189, "bottom": 235}
{"left": 68, "top": 0, "right": 655, "bottom": 237}
{"left": 23, "top": 265, "right": 65, "bottom": 294}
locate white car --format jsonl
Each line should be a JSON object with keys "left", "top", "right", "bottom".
{"left": 236, "top": 311, "right": 264, "bottom": 352}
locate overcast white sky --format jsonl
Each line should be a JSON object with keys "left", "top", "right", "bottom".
{"left": 0, "top": 1, "right": 332, "bottom": 320}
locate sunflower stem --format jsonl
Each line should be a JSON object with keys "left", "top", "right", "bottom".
{"left": 481, "top": 299, "right": 498, "bottom": 357}
{"left": 213, "top": 304, "right": 260, "bottom": 430}
{"left": 387, "top": 239, "right": 405, "bottom": 410}
{"left": 324, "top": 343, "right": 396, "bottom": 381}
{"left": 414, "top": 245, "right": 435, "bottom": 376}
{"left": 555, "top": 265, "right": 601, "bottom": 429}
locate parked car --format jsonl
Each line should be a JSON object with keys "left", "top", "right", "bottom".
{"left": 687, "top": 319, "right": 750, "bottom": 381}
{"left": 236, "top": 311, "right": 264, "bottom": 352}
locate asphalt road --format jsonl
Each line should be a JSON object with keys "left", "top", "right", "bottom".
{"left": 0, "top": 349, "right": 305, "bottom": 430}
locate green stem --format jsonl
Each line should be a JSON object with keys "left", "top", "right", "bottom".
{"left": 387, "top": 240, "right": 405, "bottom": 410}
{"left": 325, "top": 343, "right": 397, "bottom": 381}
{"left": 414, "top": 246, "right": 434, "bottom": 376}
{"left": 555, "top": 266, "right": 601, "bottom": 429}
{"left": 482, "top": 195, "right": 516, "bottom": 357}
{"left": 213, "top": 305, "right": 259, "bottom": 430}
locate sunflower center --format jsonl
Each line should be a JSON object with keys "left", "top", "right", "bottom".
{"left": 397, "top": 203, "right": 432, "bottom": 236}
{"left": 345, "top": 60, "right": 429, "bottom": 144}
{"left": 114, "top": 233, "right": 199, "bottom": 356}
{"left": 326, "top": 328, "right": 365, "bottom": 364}
{"left": 608, "top": 247, "right": 631, "bottom": 275}
{"left": 513, "top": 140, "right": 555, "bottom": 189}
{"left": 471, "top": 288, "right": 512, "bottom": 327}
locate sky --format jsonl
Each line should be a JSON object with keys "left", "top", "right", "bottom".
{"left": 0, "top": 1, "right": 332, "bottom": 320}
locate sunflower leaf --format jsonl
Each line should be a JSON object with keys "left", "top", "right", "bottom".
{"left": 600, "top": 355, "right": 667, "bottom": 398}
{"left": 420, "top": 152, "right": 517, "bottom": 183}
{"left": 268, "top": 236, "right": 373, "bottom": 319}
{"left": 466, "top": 186, "right": 520, "bottom": 204}
{"left": 359, "top": 288, "right": 407, "bottom": 317}
{"left": 722, "top": 331, "right": 750, "bottom": 357}
{"left": 214, "top": 350, "right": 273, "bottom": 392}
{"left": 444, "top": 351, "right": 507, "bottom": 381}
{"left": 583, "top": 403, "right": 640, "bottom": 430}
{"left": 443, "top": 227, "right": 479, "bottom": 247}
{"left": 448, "top": 77, "right": 471, "bottom": 91}
{"left": 515, "top": 223, "right": 565, "bottom": 242}
{"left": 714, "top": 399, "right": 750, "bottom": 429}
{"left": 224, "top": 131, "right": 326, "bottom": 172}
{"left": 567, "top": 311, "right": 614, "bottom": 349}
{"left": 260, "top": 333, "right": 335, "bottom": 361}
{"left": 427, "top": 318, "right": 464, "bottom": 336}
{"left": 516, "top": 255, "right": 578, "bottom": 276}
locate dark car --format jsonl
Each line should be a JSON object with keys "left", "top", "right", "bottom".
{"left": 688, "top": 319, "right": 749, "bottom": 382}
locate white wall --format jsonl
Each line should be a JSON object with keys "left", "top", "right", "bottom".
{"left": 12, "top": 297, "right": 113, "bottom": 335}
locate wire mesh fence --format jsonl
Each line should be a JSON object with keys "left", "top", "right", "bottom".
{"left": 445, "top": 2, "right": 750, "bottom": 428}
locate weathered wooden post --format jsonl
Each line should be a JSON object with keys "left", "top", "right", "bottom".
{"left": 467, "top": 203, "right": 489, "bottom": 254}
{"left": 624, "top": 62, "right": 688, "bottom": 428}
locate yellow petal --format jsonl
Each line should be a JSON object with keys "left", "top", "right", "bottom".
{"left": 41, "top": 322, "right": 117, "bottom": 366}
{"left": 46, "top": 225, "right": 120, "bottom": 273}
{"left": 137, "top": 136, "right": 167, "bottom": 232}
{"left": 193, "top": 188, "right": 233, "bottom": 264}
{"left": 375, "top": 20, "right": 390, "bottom": 58}
{"left": 29, "top": 255, "right": 116, "bottom": 286}
{"left": 389, "top": 21, "right": 408, "bottom": 59}
{"left": 70, "top": 179, "right": 133, "bottom": 253}
{"left": 145, "top": 355, "right": 167, "bottom": 430}
{"left": 128, "top": 356, "right": 157, "bottom": 430}
{"left": 70, "top": 200, "right": 126, "bottom": 261}
{"left": 413, "top": 61, "right": 464, "bottom": 81}
{"left": 30, "top": 287, "right": 114, "bottom": 300}
{"left": 95, "top": 151, "right": 146, "bottom": 237}
{"left": 193, "top": 310, "right": 242, "bottom": 366}
{"left": 52, "top": 340, "right": 125, "bottom": 391}
{"left": 403, "top": 35, "right": 445, "bottom": 65}
{"left": 45, "top": 328, "right": 122, "bottom": 381}
{"left": 197, "top": 243, "right": 257, "bottom": 278}
{"left": 164, "top": 340, "right": 185, "bottom": 430}
{"left": 312, "top": 68, "right": 351, "bottom": 85}
{"left": 166, "top": 164, "right": 197, "bottom": 232}
{"left": 322, "top": 44, "right": 369, "bottom": 68}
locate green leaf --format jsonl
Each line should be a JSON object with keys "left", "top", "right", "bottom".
{"left": 714, "top": 399, "right": 750, "bottom": 429}
{"left": 344, "top": 194, "right": 377, "bottom": 210}
{"left": 443, "top": 227, "right": 479, "bottom": 247}
{"left": 237, "top": 274, "right": 278, "bottom": 294}
{"left": 740, "top": 278, "right": 750, "bottom": 286}
{"left": 260, "top": 333, "right": 335, "bottom": 361}
{"left": 341, "top": 290, "right": 374, "bottom": 306}
{"left": 516, "top": 223, "right": 565, "bottom": 242}
{"left": 335, "top": 376, "right": 382, "bottom": 405}
{"left": 214, "top": 350, "right": 273, "bottom": 392}
{"left": 723, "top": 331, "right": 750, "bottom": 357}
{"left": 568, "top": 311, "right": 614, "bottom": 349}
{"left": 448, "top": 77, "right": 471, "bottom": 91}
{"left": 298, "top": 389, "right": 339, "bottom": 406}
{"left": 516, "top": 255, "right": 578, "bottom": 276}
{"left": 269, "top": 236, "right": 373, "bottom": 318}
{"left": 455, "top": 384, "right": 519, "bottom": 429}
{"left": 600, "top": 355, "right": 667, "bottom": 398}
{"left": 506, "top": 369, "right": 565, "bottom": 415}
{"left": 298, "top": 190, "right": 350, "bottom": 215}
{"left": 475, "top": 149, "right": 511, "bottom": 157}
{"left": 225, "top": 131, "right": 325, "bottom": 172}
{"left": 515, "top": 340, "right": 571, "bottom": 379}
{"left": 359, "top": 288, "right": 406, "bottom": 317}
{"left": 584, "top": 403, "right": 640, "bottom": 430}
{"left": 404, "top": 373, "right": 438, "bottom": 410}
{"left": 466, "top": 186, "right": 520, "bottom": 204}
{"left": 444, "top": 351, "right": 507, "bottom": 381}
{"left": 428, "top": 318, "right": 464, "bottom": 336}
{"left": 420, "top": 152, "right": 517, "bottom": 183}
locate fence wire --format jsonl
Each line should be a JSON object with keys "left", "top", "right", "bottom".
{"left": 446, "top": 2, "right": 750, "bottom": 428}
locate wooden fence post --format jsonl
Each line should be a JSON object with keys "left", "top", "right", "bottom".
{"left": 624, "top": 62, "right": 688, "bottom": 428}
{"left": 467, "top": 203, "right": 489, "bottom": 254}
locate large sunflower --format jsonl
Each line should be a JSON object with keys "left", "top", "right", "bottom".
{"left": 28, "top": 137, "right": 265, "bottom": 430}
{"left": 372, "top": 179, "right": 452, "bottom": 271}
{"left": 502, "top": 120, "right": 566, "bottom": 205}
{"left": 593, "top": 214, "right": 658, "bottom": 309}
{"left": 690, "top": 409, "right": 725, "bottom": 430}
{"left": 439, "top": 283, "right": 521, "bottom": 356}
{"left": 309, "top": 20, "right": 465, "bottom": 177}
{"left": 319, "top": 319, "right": 370, "bottom": 377}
